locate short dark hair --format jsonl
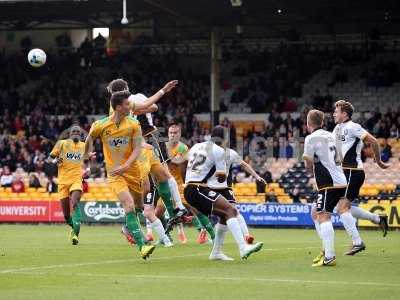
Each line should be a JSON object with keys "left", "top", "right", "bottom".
{"left": 110, "top": 91, "right": 130, "bottom": 110}
{"left": 107, "top": 79, "right": 129, "bottom": 95}
{"left": 211, "top": 125, "right": 226, "bottom": 145}
{"left": 335, "top": 100, "right": 354, "bottom": 118}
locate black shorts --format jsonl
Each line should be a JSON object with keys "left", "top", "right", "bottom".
{"left": 184, "top": 184, "right": 222, "bottom": 215}
{"left": 343, "top": 169, "right": 365, "bottom": 202}
{"left": 143, "top": 176, "right": 159, "bottom": 206}
{"left": 218, "top": 188, "right": 237, "bottom": 203}
{"left": 137, "top": 114, "right": 157, "bottom": 137}
{"left": 316, "top": 188, "right": 346, "bottom": 213}
{"left": 147, "top": 133, "right": 169, "bottom": 164}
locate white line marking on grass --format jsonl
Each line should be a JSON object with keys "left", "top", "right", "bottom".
{"left": 0, "top": 253, "right": 207, "bottom": 274}
{"left": 0, "top": 245, "right": 343, "bottom": 275}
{"left": 74, "top": 273, "right": 400, "bottom": 288}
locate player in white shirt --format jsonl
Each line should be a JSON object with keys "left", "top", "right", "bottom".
{"left": 207, "top": 144, "right": 266, "bottom": 245}
{"left": 303, "top": 110, "right": 352, "bottom": 267}
{"left": 333, "top": 100, "right": 390, "bottom": 255}
{"left": 184, "top": 126, "right": 263, "bottom": 261}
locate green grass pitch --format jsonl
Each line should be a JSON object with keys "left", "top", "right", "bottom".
{"left": 0, "top": 225, "right": 399, "bottom": 300}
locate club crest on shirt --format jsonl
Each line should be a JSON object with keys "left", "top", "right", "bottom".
{"left": 208, "top": 191, "right": 216, "bottom": 197}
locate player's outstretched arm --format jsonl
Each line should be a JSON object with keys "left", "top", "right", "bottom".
{"left": 130, "top": 80, "right": 178, "bottom": 114}
{"left": 363, "top": 133, "right": 390, "bottom": 169}
{"left": 134, "top": 104, "right": 158, "bottom": 115}
{"left": 239, "top": 160, "right": 267, "bottom": 184}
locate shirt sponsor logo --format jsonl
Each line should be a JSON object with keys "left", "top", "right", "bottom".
{"left": 66, "top": 152, "right": 82, "bottom": 161}
{"left": 108, "top": 137, "right": 130, "bottom": 148}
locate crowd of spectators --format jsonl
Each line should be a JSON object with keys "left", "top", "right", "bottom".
{"left": 0, "top": 36, "right": 400, "bottom": 190}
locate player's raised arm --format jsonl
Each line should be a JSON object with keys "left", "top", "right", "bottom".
{"left": 239, "top": 160, "right": 266, "bottom": 184}
{"left": 130, "top": 80, "right": 178, "bottom": 114}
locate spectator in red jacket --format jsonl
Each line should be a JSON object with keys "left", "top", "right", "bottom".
{"left": 11, "top": 174, "right": 25, "bottom": 193}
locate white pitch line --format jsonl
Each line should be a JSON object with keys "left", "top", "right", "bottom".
{"left": 67, "top": 273, "right": 400, "bottom": 288}
{"left": 0, "top": 245, "right": 347, "bottom": 275}
{"left": 0, "top": 253, "right": 207, "bottom": 274}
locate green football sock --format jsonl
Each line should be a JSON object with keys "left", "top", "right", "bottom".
{"left": 65, "top": 216, "right": 73, "bottom": 228}
{"left": 192, "top": 216, "right": 203, "bottom": 231}
{"left": 157, "top": 182, "right": 175, "bottom": 217}
{"left": 197, "top": 213, "right": 215, "bottom": 240}
{"left": 126, "top": 211, "right": 145, "bottom": 249}
{"left": 71, "top": 206, "right": 82, "bottom": 236}
{"left": 135, "top": 208, "right": 145, "bottom": 224}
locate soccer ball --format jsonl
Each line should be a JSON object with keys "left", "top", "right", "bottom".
{"left": 27, "top": 48, "right": 46, "bottom": 67}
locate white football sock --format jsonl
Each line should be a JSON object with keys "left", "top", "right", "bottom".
{"left": 350, "top": 206, "right": 380, "bottom": 224}
{"left": 314, "top": 219, "right": 322, "bottom": 240}
{"left": 311, "top": 203, "right": 322, "bottom": 239}
{"left": 146, "top": 219, "right": 152, "bottom": 234}
{"left": 168, "top": 177, "right": 186, "bottom": 210}
{"left": 320, "top": 221, "right": 335, "bottom": 259}
{"left": 151, "top": 218, "right": 169, "bottom": 243}
{"left": 340, "top": 212, "right": 363, "bottom": 245}
{"left": 227, "top": 217, "right": 247, "bottom": 252}
{"left": 237, "top": 213, "right": 249, "bottom": 236}
{"left": 211, "top": 223, "right": 228, "bottom": 255}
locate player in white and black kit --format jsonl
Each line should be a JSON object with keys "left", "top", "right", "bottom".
{"left": 106, "top": 79, "right": 188, "bottom": 221}
{"left": 207, "top": 140, "right": 267, "bottom": 245}
{"left": 184, "top": 126, "right": 263, "bottom": 260}
{"left": 333, "top": 100, "right": 390, "bottom": 255}
{"left": 303, "top": 110, "right": 353, "bottom": 267}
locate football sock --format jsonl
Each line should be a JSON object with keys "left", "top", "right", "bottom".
{"left": 151, "top": 218, "right": 169, "bottom": 243}
{"left": 211, "top": 223, "right": 228, "bottom": 255}
{"left": 227, "top": 218, "right": 247, "bottom": 252}
{"left": 237, "top": 213, "right": 249, "bottom": 236}
{"left": 192, "top": 216, "right": 203, "bottom": 231}
{"left": 158, "top": 182, "right": 175, "bottom": 217}
{"left": 65, "top": 216, "right": 73, "bottom": 228}
{"left": 146, "top": 219, "right": 153, "bottom": 234}
{"left": 350, "top": 206, "right": 380, "bottom": 224}
{"left": 126, "top": 211, "right": 145, "bottom": 249}
{"left": 320, "top": 221, "right": 335, "bottom": 259}
{"left": 197, "top": 213, "right": 215, "bottom": 240}
{"left": 340, "top": 212, "right": 363, "bottom": 245}
{"left": 167, "top": 177, "right": 186, "bottom": 210}
{"left": 71, "top": 206, "right": 82, "bottom": 236}
{"left": 313, "top": 219, "right": 322, "bottom": 239}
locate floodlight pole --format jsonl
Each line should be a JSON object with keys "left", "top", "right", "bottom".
{"left": 210, "top": 27, "right": 221, "bottom": 127}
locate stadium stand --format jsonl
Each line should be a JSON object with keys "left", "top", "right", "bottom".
{"left": 0, "top": 37, "right": 399, "bottom": 204}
